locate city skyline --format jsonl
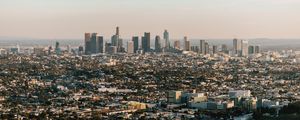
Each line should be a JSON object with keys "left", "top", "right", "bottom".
{"left": 1, "top": 0, "right": 300, "bottom": 39}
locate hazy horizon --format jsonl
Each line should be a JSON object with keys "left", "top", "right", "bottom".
{"left": 1, "top": 0, "right": 300, "bottom": 39}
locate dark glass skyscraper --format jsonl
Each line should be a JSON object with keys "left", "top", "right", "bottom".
{"left": 55, "top": 41, "right": 61, "bottom": 55}
{"left": 142, "top": 32, "right": 150, "bottom": 53}
{"left": 132, "top": 36, "right": 139, "bottom": 53}
{"left": 90, "top": 33, "right": 98, "bottom": 54}
{"left": 155, "top": 35, "right": 161, "bottom": 53}
{"left": 84, "top": 33, "right": 103, "bottom": 54}
{"left": 98, "top": 36, "right": 104, "bottom": 53}
{"left": 85, "top": 33, "right": 91, "bottom": 54}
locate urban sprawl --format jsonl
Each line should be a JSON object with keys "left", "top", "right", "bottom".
{"left": 1, "top": 27, "right": 300, "bottom": 119}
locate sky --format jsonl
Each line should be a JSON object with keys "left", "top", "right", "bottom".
{"left": 0, "top": 0, "right": 300, "bottom": 39}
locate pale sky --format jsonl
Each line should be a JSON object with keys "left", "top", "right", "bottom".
{"left": 0, "top": 0, "right": 300, "bottom": 39}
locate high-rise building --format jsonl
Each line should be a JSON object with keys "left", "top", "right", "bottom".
{"left": 200, "top": 40, "right": 206, "bottom": 54}
{"left": 55, "top": 41, "right": 61, "bottom": 55}
{"left": 127, "top": 41, "right": 134, "bottom": 54}
{"left": 212, "top": 45, "right": 218, "bottom": 54}
{"left": 116, "top": 26, "right": 119, "bottom": 36}
{"left": 97, "top": 36, "right": 104, "bottom": 53}
{"left": 241, "top": 40, "right": 249, "bottom": 56}
{"left": 255, "top": 45, "right": 261, "bottom": 54}
{"left": 191, "top": 46, "right": 199, "bottom": 52}
{"left": 205, "top": 42, "right": 209, "bottom": 55}
{"left": 84, "top": 33, "right": 104, "bottom": 54}
{"left": 174, "top": 40, "right": 180, "bottom": 50}
{"left": 155, "top": 35, "right": 161, "bottom": 53}
{"left": 248, "top": 45, "right": 255, "bottom": 54}
{"left": 85, "top": 33, "right": 91, "bottom": 54}
{"left": 107, "top": 46, "right": 117, "bottom": 54}
{"left": 142, "top": 32, "right": 151, "bottom": 52}
{"left": 111, "top": 27, "right": 123, "bottom": 52}
{"left": 90, "top": 33, "right": 98, "bottom": 54}
{"left": 132, "top": 36, "right": 139, "bottom": 53}
{"left": 105, "top": 42, "right": 111, "bottom": 54}
{"left": 78, "top": 46, "right": 84, "bottom": 55}
{"left": 221, "top": 44, "right": 228, "bottom": 54}
{"left": 111, "top": 35, "right": 119, "bottom": 46}
{"left": 233, "top": 38, "right": 242, "bottom": 55}
{"left": 117, "top": 38, "right": 123, "bottom": 52}
{"left": 184, "top": 36, "right": 190, "bottom": 51}
{"left": 163, "top": 30, "right": 170, "bottom": 49}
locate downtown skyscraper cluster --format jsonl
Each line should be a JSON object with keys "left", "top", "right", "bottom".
{"left": 84, "top": 27, "right": 261, "bottom": 57}
{"left": 84, "top": 27, "right": 171, "bottom": 55}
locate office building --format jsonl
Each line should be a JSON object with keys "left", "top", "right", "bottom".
{"left": 55, "top": 41, "right": 61, "bottom": 55}
{"left": 200, "top": 40, "right": 206, "bottom": 54}
{"left": 97, "top": 36, "right": 104, "bottom": 53}
{"left": 255, "top": 45, "right": 261, "bottom": 54}
{"left": 116, "top": 26, "right": 119, "bottom": 35}
{"left": 127, "top": 41, "right": 134, "bottom": 54}
{"left": 221, "top": 44, "right": 229, "bottom": 54}
{"left": 117, "top": 38, "right": 123, "bottom": 52}
{"left": 142, "top": 32, "right": 151, "bottom": 53}
{"left": 155, "top": 35, "right": 161, "bottom": 53}
{"left": 205, "top": 42, "right": 209, "bottom": 55}
{"left": 132, "top": 36, "right": 139, "bottom": 53}
{"left": 163, "top": 30, "right": 170, "bottom": 49}
{"left": 248, "top": 45, "right": 255, "bottom": 54}
{"left": 85, "top": 33, "right": 91, "bottom": 54}
{"left": 90, "top": 33, "right": 98, "bottom": 54}
{"left": 184, "top": 36, "right": 190, "bottom": 51}
{"left": 78, "top": 46, "right": 84, "bottom": 55}
{"left": 212, "top": 45, "right": 218, "bottom": 54}
{"left": 111, "top": 35, "right": 119, "bottom": 46}
{"left": 168, "top": 91, "right": 182, "bottom": 103}
{"left": 233, "top": 38, "right": 242, "bottom": 55}
{"left": 191, "top": 46, "right": 199, "bottom": 52}
{"left": 174, "top": 40, "right": 180, "bottom": 50}
{"left": 107, "top": 46, "right": 117, "bottom": 54}
{"left": 241, "top": 40, "right": 248, "bottom": 57}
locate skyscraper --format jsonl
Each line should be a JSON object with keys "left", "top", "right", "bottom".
{"left": 55, "top": 41, "right": 61, "bottom": 55}
{"left": 111, "top": 35, "right": 119, "bottom": 46}
{"left": 117, "top": 38, "right": 123, "bottom": 52}
{"left": 105, "top": 42, "right": 111, "bottom": 54}
{"left": 212, "top": 45, "right": 218, "bottom": 54}
{"left": 116, "top": 26, "right": 119, "bottom": 36}
{"left": 97, "top": 36, "right": 104, "bottom": 53}
{"left": 233, "top": 38, "right": 242, "bottom": 55}
{"left": 132, "top": 36, "right": 139, "bottom": 53}
{"left": 205, "top": 42, "right": 209, "bottom": 55}
{"left": 90, "top": 33, "right": 98, "bottom": 54}
{"left": 111, "top": 26, "right": 123, "bottom": 52}
{"left": 248, "top": 45, "right": 255, "bottom": 54}
{"left": 241, "top": 40, "right": 248, "bottom": 57}
{"left": 163, "top": 30, "right": 170, "bottom": 49}
{"left": 78, "top": 46, "right": 84, "bottom": 55}
{"left": 85, "top": 33, "right": 91, "bottom": 54}
{"left": 200, "top": 40, "right": 206, "bottom": 54}
{"left": 221, "top": 44, "right": 228, "bottom": 54}
{"left": 142, "top": 32, "right": 151, "bottom": 53}
{"left": 84, "top": 33, "right": 104, "bottom": 54}
{"left": 255, "top": 45, "right": 261, "bottom": 54}
{"left": 184, "top": 36, "right": 190, "bottom": 51}
{"left": 174, "top": 40, "right": 180, "bottom": 50}
{"left": 155, "top": 35, "right": 161, "bottom": 53}
{"left": 191, "top": 46, "right": 199, "bottom": 52}
{"left": 127, "top": 41, "right": 134, "bottom": 54}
